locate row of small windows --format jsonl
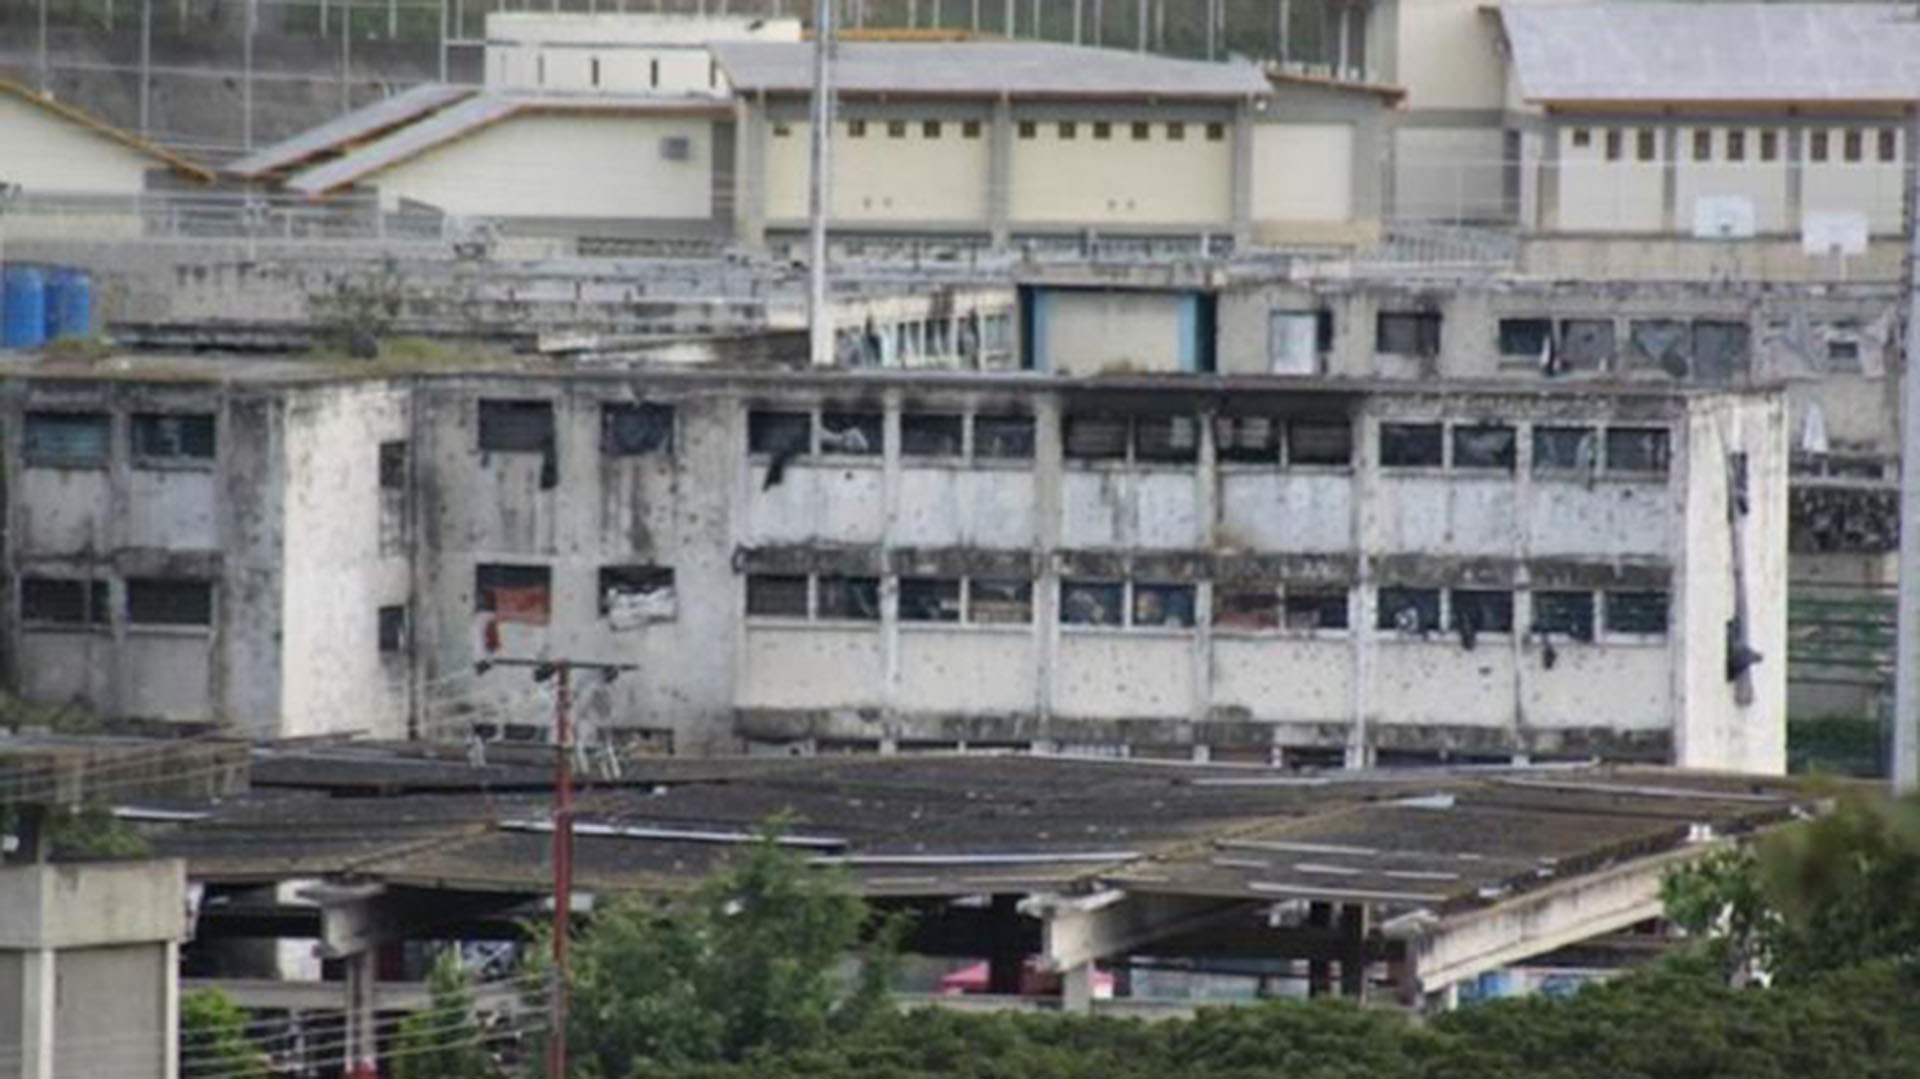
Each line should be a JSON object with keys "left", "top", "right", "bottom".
{"left": 21, "top": 411, "right": 215, "bottom": 468}
{"left": 20, "top": 576, "right": 213, "bottom": 628}
{"left": 773, "top": 119, "right": 1226, "bottom": 143}
{"left": 474, "top": 563, "right": 676, "bottom": 626}
{"left": 743, "top": 573, "right": 1668, "bottom": 638}
{"left": 1571, "top": 125, "right": 1900, "bottom": 165}
{"left": 1379, "top": 422, "right": 1670, "bottom": 475}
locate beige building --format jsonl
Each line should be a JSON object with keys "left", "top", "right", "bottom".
{"left": 0, "top": 79, "right": 212, "bottom": 198}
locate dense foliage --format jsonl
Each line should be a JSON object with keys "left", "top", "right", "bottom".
{"left": 394, "top": 951, "right": 497, "bottom": 1079}
{"left": 180, "top": 988, "right": 268, "bottom": 1079}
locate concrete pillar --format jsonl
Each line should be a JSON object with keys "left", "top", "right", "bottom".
{"left": 988, "top": 95, "right": 1014, "bottom": 248}
{"left": 1061, "top": 962, "right": 1097, "bottom": 1013}
{"left": 1786, "top": 127, "right": 1805, "bottom": 232}
{"left": 343, "top": 950, "right": 378, "bottom": 1079}
{"left": 1033, "top": 394, "right": 1063, "bottom": 739}
{"left": 1660, "top": 127, "right": 1679, "bottom": 233}
{"left": 1230, "top": 101, "right": 1255, "bottom": 250}
{"left": 20, "top": 949, "right": 55, "bottom": 1079}
{"left": 733, "top": 98, "right": 768, "bottom": 250}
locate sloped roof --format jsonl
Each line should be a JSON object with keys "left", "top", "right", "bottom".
{"left": 1500, "top": 2, "right": 1920, "bottom": 105}
{"left": 711, "top": 40, "right": 1270, "bottom": 99}
{"left": 0, "top": 78, "right": 214, "bottom": 181}
{"left": 226, "top": 83, "right": 477, "bottom": 179}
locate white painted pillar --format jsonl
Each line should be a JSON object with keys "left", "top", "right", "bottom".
{"left": 343, "top": 950, "right": 378, "bottom": 1079}
{"left": 1061, "top": 962, "right": 1096, "bottom": 1014}
{"left": 20, "top": 949, "right": 55, "bottom": 1079}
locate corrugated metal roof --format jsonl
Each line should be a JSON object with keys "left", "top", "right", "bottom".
{"left": 0, "top": 78, "right": 215, "bottom": 181}
{"left": 226, "top": 83, "right": 477, "bottom": 179}
{"left": 1501, "top": 2, "right": 1920, "bottom": 104}
{"left": 711, "top": 40, "right": 1269, "bottom": 99}
{"left": 284, "top": 92, "right": 728, "bottom": 196}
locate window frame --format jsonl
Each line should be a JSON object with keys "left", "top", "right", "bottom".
{"left": 130, "top": 412, "right": 217, "bottom": 467}
{"left": 23, "top": 411, "right": 111, "bottom": 469}
{"left": 474, "top": 563, "right": 553, "bottom": 625}
{"left": 1603, "top": 590, "right": 1670, "bottom": 638}
{"left": 125, "top": 577, "right": 214, "bottom": 630}
{"left": 20, "top": 577, "right": 109, "bottom": 629}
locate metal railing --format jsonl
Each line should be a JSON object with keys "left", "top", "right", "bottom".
{"left": 3, "top": 188, "right": 456, "bottom": 248}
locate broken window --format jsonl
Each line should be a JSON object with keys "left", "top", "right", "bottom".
{"left": 1284, "top": 588, "right": 1349, "bottom": 630}
{"left": 1132, "top": 583, "right": 1196, "bottom": 628}
{"left": 899, "top": 577, "right": 962, "bottom": 622}
{"left": 1497, "top": 318, "right": 1552, "bottom": 358}
{"left": 378, "top": 604, "right": 408, "bottom": 653}
{"left": 1377, "top": 587, "right": 1441, "bottom": 634}
{"left": 24, "top": 411, "right": 110, "bottom": 467}
{"left": 1452, "top": 424, "right": 1516, "bottom": 472}
{"left": 1064, "top": 416, "right": 1129, "bottom": 460}
{"left": 1605, "top": 591, "right": 1669, "bottom": 635}
{"left": 1215, "top": 416, "right": 1280, "bottom": 464}
{"left": 131, "top": 413, "right": 216, "bottom": 462}
{"left": 475, "top": 564, "right": 551, "bottom": 625}
{"left": 1532, "top": 591, "right": 1594, "bottom": 642}
{"left": 126, "top": 578, "right": 213, "bottom": 627}
{"left": 1628, "top": 320, "right": 1692, "bottom": 377}
{"left": 1289, "top": 420, "right": 1352, "bottom": 466}
{"left": 1533, "top": 426, "right": 1598, "bottom": 475}
{"left": 746, "top": 574, "right": 809, "bottom": 618}
{"left": 901, "top": 413, "right": 964, "bottom": 458}
{"left": 1213, "top": 587, "right": 1280, "bottom": 631}
{"left": 1134, "top": 415, "right": 1200, "bottom": 463}
{"left": 1605, "top": 427, "right": 1670, "bottom": 476}
{"left": 1060, "top": 580, "right": 1124, "bottom": 626}
{"left": 968, "top": 579, "right": 1033, "bottom": 624}
{"left": 819, "top": 411, "right": 881, "bottom": 456}
{"left": 748, "top": 410, "right": 811, "bottom": 454}
{"left": 1375, "top": 311, "right": 1441, "bottom": 357}
{"left": 599, "top": 565, "right": 675, "bottom": 626}
{"left": 1691, "top": 321, "right": 1751, "bottom": 383}
{"left": 1450, "top": 589, "right": 1513, "bottom": 634}
{"left": 1559, "top": 318, "right": 1616, "bottom": 370}
{"left": 379, "top": 440, "right": 408, "bottom": 489}
{"left": 1379, "top": 423, "right": 1443, "bottom": 468}
{"left": 478, "top": 400, "right": 554, "bottom": 453}
{"left": 817, "top": 575, "right": 881, "bottom": 621}
{"left": 1267, "top": 311, "right": 1321, "bottom": 374}
{"left": 973, "top": 414, "right": 1035, "bottom": 459}
{"left": 21, "top": 577, "right": 107, "bottom": 626}
{"left": 602, "top": 403, "right": 675, "bottom": 456}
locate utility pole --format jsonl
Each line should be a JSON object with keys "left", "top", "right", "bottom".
{"left": 475, "top": 656, "right": 636, "bottom": 1079}
{"left": 1894, "top": 105, "right": 1920, "bottom": 794}
{"left": 806, "top": 0, "right": 835, "bottom": 366}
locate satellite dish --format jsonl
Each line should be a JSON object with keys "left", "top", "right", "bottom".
{"left": 1801, "top": 211, "right": 1868, "bottom": 257}
{"left": 1692, "top": 196, "right": 1756, "bottom": 239}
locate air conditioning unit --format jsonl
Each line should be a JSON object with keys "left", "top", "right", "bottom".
{"left": 660, "top": 136, "right": 692, "bottom": 161}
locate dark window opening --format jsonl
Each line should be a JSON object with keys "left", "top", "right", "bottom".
{"left": 888, "top": 120, "right": 908, "bottom": 138}
{"left": 746, "top": 574, "right": 808, "bottom": 617}
{"left": 599, "top": 565, "right": 675, "bottom": 623}
{"left": 900, "top": 577, "right": 962, "bottom": 622}
{"left": 1215, "top": 416, "right": 1280, "bottom": 464}
{"left": 1760, "top": 130, "right": 1779, "bottom": 162}
{"left": 475, "top": 564, "right": 551, "bottom": 625}
{"left": 1571, "top": 128, "right": 1591, "bottom": 148}
{"left": 1637, "top": 128, "right": 1657, "bottom": 162}
{"left": 1092, "top": 121, "right": 1112, "bottom": 140}
{"left": 1379, "top": 423, "right": 1444, "bottom": 468}
{"left": 1134, "top": 415, "right": 1200, "bottom": 463}
{"left": 817, "top": 575, "right": 881, "bottom": 621}
{"left": 590, "top": 56, "right": 601, "bottom": 87}
{"left": 1214, "top": 587, "right": 1279, "bottom": 631}
{"left": 1533, "top": 591, "right": 1594, "bottom": 642}
{"left": 21, "top": 578, "right": 107, "bottom": 626}
{"left": 1377, "top": 311, "right": 1441, "bottom": 356}
{"left": 1018, "top": 120, "right": 1037, "bottom": 139}
{"left": 1533, "top": 425, "right": 1598, "bottom": 474}
{"left": 1289, "top": 420, "right": 1352, "bottom": 466}
{"left": 1606, "top": 591, "right": 1669, "bottom": 635}
{"left": 848, "top": 119, "right": 867, "bottom": 137}
{"left": 1726, "top": 130, "right": 1746, "bottom": 162}
{"left": 1559, "top": 318, "right": 1616, "bottom": 370}
{"left": 1450, "top": 589, "right": 1513, "bottom": 634}
{"left": 962, "top": 120, "right": 982, "bottom": 139}
{"left": 602, "top": 403, "right": 675, "bottom": 456}
{"left": 378, "top": 440, "right": 408, "bottom": 489}
{"left": 974, "top": 414, "right": 1036, "bottom": 459}
{"left": 1498, "top": 318, "right": 1553, "bottom": 357}
{"left": 1844, "top": 129, "right": 1863, "bottom": 163}
{"left": 1628, "top": 319, "right": 1691, "bottom": 377}
{"left": 1692, "top": 320, "right": 1751, "bottom": 382}
{"left": 1377, "top": 587, "right": 1441, "bottom": 633}
{"left": 24, "top": 412, "right": 110, "bottom": 467}
{"left": 378, "top": 604, "right": 408, "bottom": 653}
{"left": 132, "top": 413, "right": 216, "bottom": 461}
{"left": 1285, "top": 588, "right": 1349, "bottom": 630}
{"left": 970, "top": 579, "right": 1033, "bottom": 623}
{"left": 1205, "top": 122, "right": 1226, "bottom": 142}
{"left": 1810, "top": 130, "right": 1829, "bottom": 163}
{"left": 901, "top": 413, "right": 964, "bottom": 458}
{"left": 1452, "top": 424, "right": 1517, "bottom": 472}
{"left": 477, "top": 400, "right": 554, "bottom": 454}
{"left": 819, "top": 411, "right": 881, "bottom": 455}
{"left": 127, "top": 578, "right": 213, "bottom": 627}
{"left": 1131, "top": 121, "right": 1151, "bottom": 141}
{"left": 1879, "top": 128, "right": 1898, "bottom": 163}
{"left": 1132, "top": 583, "right": 1196, "bottom": 628}
{"left": 1167, "top": 122, "right": 1186, "bottom": 141}
{"left": 1605, "top": 427, "right": 1671, "bottom": 475}
{"left": 1058, "top": 121, "right": 1077, "bottom": 139}
{"left": 1604, "top": 129, "right": 1622, "bottom": 161}
{"left": 1692, "top": 128, "right": 1712, "bottom": 161}
{"left": 1061, "top": 580, "right": 1124, "bottom": 626}
{"left": 923, "top": 120, "right": 942, "bottom": 138}
{"left": 748, "top": 410, "right": 811, "bottom": 455}
{"left": 1064, "top": 416, "right": 1129, "bottom": 460}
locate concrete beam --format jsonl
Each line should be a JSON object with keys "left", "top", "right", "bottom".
{"left": 1025, "top": 890, "right": 1251, "bottom": 973}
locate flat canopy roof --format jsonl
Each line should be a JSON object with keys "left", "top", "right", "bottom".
{"left": 711, "top": 40, "right": 1270, "bottom": 100}
{"left": 1500, "top": 2, "right": 1920, "bottom": 106}
{"left": 159, "top": 750, "right": 1812, "bottom": 914}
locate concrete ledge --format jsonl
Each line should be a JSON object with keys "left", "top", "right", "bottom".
{"left": 0, "top": 859, "right": 188, "bottom": 949}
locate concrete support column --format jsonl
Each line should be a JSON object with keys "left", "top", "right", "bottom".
{"left": 343, "top": 950, "right": 378, "bottom": 1079}
{"left": 1230, "top": 101, "right": 1255, "bottom": 250}
{"left": 1034, "top": 394, "right": 1063, "bottom": 738}
{"left": 733, "top": 98, "right": 768, "bottom": 250}
{"left": 1660, "top": 127, "right": 1679, "bottom": 233}
{"left": 163, "top": 939, "right": 182, "bottom": 1079}
{"left": 988, "top": 95, "right": 1014, "bottom": 249}
{"left": 1785, "top": 127, "right": 1805, "bottom": 232}
{"left": 1347, "top": 407, "right": 1377, "bottom": 770}
{"left": 1061, "top": 961, "right": 1097, "bottom": 1014}
{"left": 20, "top": 949, "right": 55, "bottom": 1079}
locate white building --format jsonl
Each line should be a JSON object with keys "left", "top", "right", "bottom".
{"left": 0, "top": 77, "right": 213, "bottom": 198}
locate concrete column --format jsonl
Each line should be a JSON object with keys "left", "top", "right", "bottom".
{"left": 343, "top": 950, "right": 378, "bottom": 1079}
{"left": 1061, "top": 962, "right": 1097, "bottom": 1013}
{"left": 1538, "top": 123, "right": 1560, "bottom": 232}
{"left": 20, "top": 949, "right": 55, "bottom": 1079}
{"left": 988, "top": 96, "right": 1014, "bottom": 248}
{"left": 880, "top": 395, "right": 902, "bottom": 729}
{"left": 1034, "top": 394, "right": 1063, "bottom": 738}
{"left": 163, "top": 940, "right": 181, "bottom": 1079}
{"left": 1230, "top": 101, "right": 1255, "bottom": 250}
{"left": 733, "top": 98, "right": 768, "bottom": 250}
{"left": 1660, "top": 127, "right": 1679, "bottom": 233}
{"left": 1785, "top": 127, "right": 1805, "bottom": 233}
{"left": 1193, "top": 406, "right": 1217, "bottom": 723}
{"left": 1347, "top": 407, "right": 1377, "bottom": 769}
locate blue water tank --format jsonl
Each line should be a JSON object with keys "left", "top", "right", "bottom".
{"left": 2, "top": 266, "right": 47, "bottom": 349}
{"left": 44, "top": 267, "right": 92, "bottom": 342}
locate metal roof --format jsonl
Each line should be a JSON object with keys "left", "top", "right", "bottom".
{"left": 0, "top": 78, "right": 215, "bottom": 182}
{"left": 225, "top": 83, "right": 476, "bottom": 179}
{"left": 711, "top": 40, "right": 1270, "bottom": 99}
{"left": 1500, "top": 3, "right": 1920, "bottom": 105}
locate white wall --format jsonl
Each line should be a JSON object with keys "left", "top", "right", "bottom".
{"left": 0, "top": 94, "right": 160, "bottom": 195}
{"left": 1555, "top": 127, "right": 1663, "bottom": 233}
{"left": 1041, "top": 291, "right": 1191, "bottom": 376}
{"left": 1251, "top": 123, "right": 1355, "bottom": 223}
{"left": 1010, "top": 123, "right": 1233, "bottom": 226}
{"left": 763, "top": 120, "right": 991, "bottom": 224}
{"left": 484, "top": 12, "right": 801, "bottom": 93}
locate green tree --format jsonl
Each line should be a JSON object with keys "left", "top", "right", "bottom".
{"left": 394, "top": 950, "right": 495, "bottom": 1079}
{"left": 180, "top": 988, "right": 267, "bottom": 1079}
